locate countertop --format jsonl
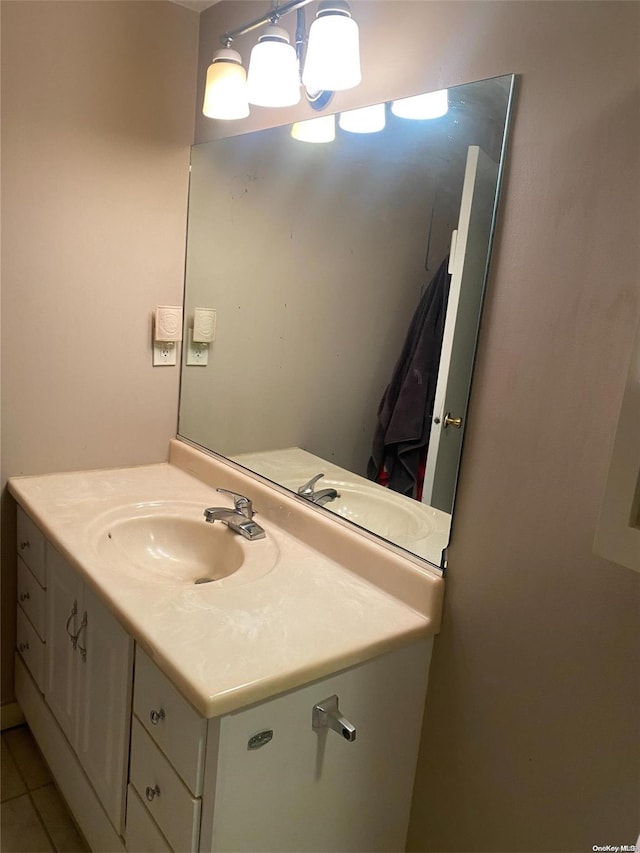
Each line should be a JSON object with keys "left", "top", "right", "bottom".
{"left": 9, "top": 441, "right": 444, "bottom": 718}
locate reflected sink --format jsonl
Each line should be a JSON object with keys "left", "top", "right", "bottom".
{"left": 283, "top": 477, "right": 437, "bottom": 539}
{"left": 90, "top": 502, "right": 279, "bottom": 588}
{"left": 284, "top": 479, "right": 449, "bottom": 549}
{"left": 327, "top": 484, "right": 438, "bottom": 540}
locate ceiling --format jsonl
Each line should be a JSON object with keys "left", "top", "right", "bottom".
{"left": 170, "top": 0, "right": 218, "bottom": 11}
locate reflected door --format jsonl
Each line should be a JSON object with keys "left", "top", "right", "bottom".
{"left": 422, "top": 146, "right": 499, "bottom": 512}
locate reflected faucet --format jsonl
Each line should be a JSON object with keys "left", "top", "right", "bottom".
{"left": 297, "top": 474, "right": 340, "bottom": 506}
{"left": 203, "top": 488, "right": 265, "bottom": 540}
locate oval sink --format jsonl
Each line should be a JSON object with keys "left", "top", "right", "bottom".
{"left": 97, "top": 515, "right": 244, "bottom": 584}
{"left": 90, "top": 503, "right": 279, "bottom": 588}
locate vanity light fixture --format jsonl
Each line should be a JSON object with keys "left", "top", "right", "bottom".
{"left": 301, "top": 1, "right": 361, "bottom": 93}
{"left": 202, "top": 0, "right": 361, "bottom": 120}
{"left": 202, "top": 48, "right": 250, "bottom": 120}
{"left": 391, "top": 89, "right": 449, "bottom": 120}
{"left": 291, "top": 114, "right": 336, "bottom": 143}
{"left": 246, "top": 25, "right": 301, "bottom": 107}
{"left": 338, "top": 103, "right": 386, "bottom": 133}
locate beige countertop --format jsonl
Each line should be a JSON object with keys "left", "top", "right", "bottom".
{"left": 9, "top": 441, "right": 444, "bottom": 719}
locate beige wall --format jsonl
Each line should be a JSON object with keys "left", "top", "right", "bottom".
{"left": 196, "top": 2, "right": 640, "bottom": 850}
{"left": 0, "top": 1, "right": 199, "bottom": 702}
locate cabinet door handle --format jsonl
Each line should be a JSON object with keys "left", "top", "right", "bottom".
{"left": 77, "top": 613, "right": 88, "bottom": 662}
{"left": 66, "top": 601, "right": 78, "bottom": 648}
{"left": 145, "top": 784, "right": 160, "bottom": 802}
{"left": 19, "top": 540, "right": 30, "bottom": 551}
{"left": 19, "top": 592, "right": 30, "bottom": 602}
{"left": 19, "top": 642, "right": 29, "bottom": 653}
{"left": 149, "top": 708, "right": 165, "bottom": 725}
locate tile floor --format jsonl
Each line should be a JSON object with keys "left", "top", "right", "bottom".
{"left": 1, "top": 724, "right": 89, "bottom": 852}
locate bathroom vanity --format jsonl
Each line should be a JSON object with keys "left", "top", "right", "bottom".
{"left": 11, "top": 440, "right": 443, "bottom": 852}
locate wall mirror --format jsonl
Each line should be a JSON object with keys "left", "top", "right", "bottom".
{"left": 178, "top": 74, "right": 515, "bottom": 570}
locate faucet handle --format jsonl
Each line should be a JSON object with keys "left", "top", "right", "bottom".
{"left": 216, "top": 487, "right": 254, "bottom": 519}
{"left": 297, "top": 473, "right": 325, "bottom": 498}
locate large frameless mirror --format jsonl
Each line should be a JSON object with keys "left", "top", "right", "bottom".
{"left": 179, "top": 74, "right": 515, "bottom": 570}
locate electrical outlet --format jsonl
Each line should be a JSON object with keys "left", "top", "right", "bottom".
{"left": 153, "top": 341, "right": 177, "bottom": 366}
{"left": 186, "top": 329, "right": 209, "bottom": 366}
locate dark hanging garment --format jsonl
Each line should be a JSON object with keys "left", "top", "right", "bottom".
{"left": 367, "top": 255, "right": 451, "bottom": 497}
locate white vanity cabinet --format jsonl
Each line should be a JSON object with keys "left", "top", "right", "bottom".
{"left": 127, "top": 641, "right": 431, "bottom": 853}
{"left": 45, "top": 542, "right": 133, "bottom": 835}
{"left": 13, "top": 495, "right": 437, "bottom": 853}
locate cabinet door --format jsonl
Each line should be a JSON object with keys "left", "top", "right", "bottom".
{"left": 205, "top": 640, "right": 432, "bottom": 853}
{"left": 76, "top": 584, "right": 133, "bottom": 835}
{"left": 46, "top": 544, "right": 82, "bottom": 745}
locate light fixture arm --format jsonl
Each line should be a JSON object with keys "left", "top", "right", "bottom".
{"left": 206, "top": 0, "right": 360, "bottom": 119}
{"left": 295, "top": 7, "right": 308, "bottom": 68}
{"left": 219, "top": 0, "right": 316, "bottom": 47}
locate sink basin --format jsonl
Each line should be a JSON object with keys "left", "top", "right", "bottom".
{"left": 90, "top": 502, "right": 278, "bottom": 588}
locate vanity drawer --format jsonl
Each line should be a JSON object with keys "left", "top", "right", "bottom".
{"left": 133, "top": 647, "right": 206, "bottom": 795}
{"left": 125, "top": 784, "right": 172, "bottom": 853}
{"left": 130, "top": 718, "right": 201, "bottom": 853}
{"left": 17, "top": 557, "right": 46, "bottom": 641}
{"left": 16, "top": 606, "right": 45, "bottom": 692}
{"left": 16, "top": 507, "right": 46, "bottom": 587}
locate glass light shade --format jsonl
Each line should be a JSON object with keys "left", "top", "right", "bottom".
{"left": 202, "top": 48, "right": 250, "bottom": 120}
{"left": 291, "top": 115, "right": 336, "bottom": 143}
{"left": 338, "top": 103, "right": 385, "bottom": 133}
{"left": 247, "top": 26, "right": 301, "bottom": 107}
{"left": 391, "top": 89, "right": 449, "bottom": 120}
{"left": 302, "top": 4, "right": 361, "bottom": 92}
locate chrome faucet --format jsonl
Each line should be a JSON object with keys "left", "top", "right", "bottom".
{"left": 297, "top": 473, "right": 340, "bottom": 506}
{"left": 203, "top": 488, "right": 265, "bottom": 540}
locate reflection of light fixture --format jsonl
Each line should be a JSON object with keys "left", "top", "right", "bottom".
{"left": 302, "top": 1, "right": 361, "bottom": 93}
{"left": 391, "top": 89, "right": 449, "bottom": 120}
{"left": 202, "top": 0, "right": 361, "bottom": 121}
{"left": 291, "top": 114, "right": 336, "bottom": 143}
{"left": 247, "top": 26, "right": 301, "bottom": 107}
{"left": 339, "top": 103, "right": 385, "bottom": 133}
{"left": 202, "top": 48, "right": 250, "bottom": 120}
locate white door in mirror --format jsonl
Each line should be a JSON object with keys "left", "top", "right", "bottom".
{"left": 423, "top": 145, "right": 499, "bottom": 512}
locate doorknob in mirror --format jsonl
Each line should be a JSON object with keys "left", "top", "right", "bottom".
{"left": 444, "top": 413, "right": 463, "bottom": 429}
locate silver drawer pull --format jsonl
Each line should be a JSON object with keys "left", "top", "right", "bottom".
{"left": 149, "top": 708, "right": 165, "bottom": 725}
{"left": 145, "top": 784, "right": 160, "bottom": 802}
{"left": 19, "top": 642, "right": 29, "bottom": 653}
{"left": 19, "top": 540, "right": 30, "bottom": 551}
{"left": 19, "top": 592, "right": 30, "bottom": 602}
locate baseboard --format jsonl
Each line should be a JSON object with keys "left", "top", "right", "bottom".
{"left": 1, "top": 700, "right": 26, "bottom": 731}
